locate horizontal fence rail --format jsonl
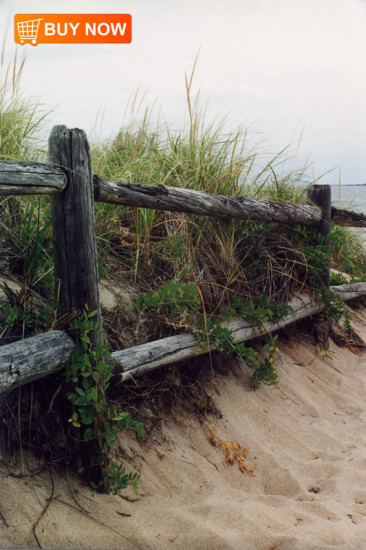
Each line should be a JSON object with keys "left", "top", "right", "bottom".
{"left": 0, "top": 331, "right": 74, "bottom": 394}
{"left": 331, "top": 207, "right": 366, "bottom": 227}
{"left": 0, "top": 161, "right": 67, "bottom": 195}
{"left": 93, "top": 175, "right": 323, "bottom": 225}
{"left": 1, "top": 283, "right": 366, "bottom": 394}
{"left": 1, "top": 158, "right": 366, "bottom": 227}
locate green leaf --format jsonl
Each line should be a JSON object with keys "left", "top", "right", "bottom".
{"left": 112, "top": 412, "right": 130, "bottom": 422}
{"left": 88, "top": 387, "right": 98, "bottom": 401}
{"left": 75, "top": 397, "right": 86, "bottom": 406}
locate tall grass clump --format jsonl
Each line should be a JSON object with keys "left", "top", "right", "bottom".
{"left": 330, "top": 224, "right": 366, "bottom": 279}
{"left": 91, "top": 77, "right": 317, "bottom": 320}
{"left": 0, "top": 49, "right": 48, "bottom": 161}
{"left": 91, "top": 74, "right": 366, "bottom": 362}
{"left": 0, "top": 49, "right": 52, "bottom": 321}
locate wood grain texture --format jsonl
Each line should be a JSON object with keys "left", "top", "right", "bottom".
{"left": 307, "top": 184, "right": 332, "bottom": 347}
{"left": 1, "top": 282, "right": 365, "bottom": 392}
{"left": 110, "top": 284, "right": 366, "bottom": 384}
{"left": 330, "top": 282, "right": 366, "bottom": 301}
{"left": 109, "top": 294, "right": 321, "bottom": 383}
{"left": 3, "top": 159, "right": 366, "bottom": 231}
{"left": 49, "top": 126, "right": 104, "bottom": 489}
{"left": 0, "top": 161, "right": 66, "bottom": 195}
{"left": 331, "top": 207, "right": 366, "bottom": 227}
{"left": 307, "top": 184, "right": 331, "bottom": 240}
{"left": 94, "top": 175, "right": 322, "bottom": 225}
{"left": 0, "top": 331, "right": 74, "bottom": 394}
{"left": 49, "top": 126, "right": 101, "bottom": 324}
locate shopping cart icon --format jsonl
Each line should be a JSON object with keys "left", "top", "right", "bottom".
{"left": 16, "top": 18, "right": 44, "bottom": 45}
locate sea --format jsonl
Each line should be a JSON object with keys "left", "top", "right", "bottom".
{"left": 330, "top": 184, "right": 366, "bottom": 244}
{"left": 330, "top": 185, "right": 366, "bottom": 213}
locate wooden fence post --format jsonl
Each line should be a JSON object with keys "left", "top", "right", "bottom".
{"left": 307, "top": 184, "right": 331, "bottom": 348}
{"left": 49, "top": 126, "right": 104, "bottom": 490}
{"left": 307, "top": 184, "right": 331, "bottom": 287}
{"left": 48, "top": 126, "right": 101, "bottom": 325}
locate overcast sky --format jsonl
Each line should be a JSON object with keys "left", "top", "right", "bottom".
{"left": 1, "top": 0, "right": 366, "bottom": 186}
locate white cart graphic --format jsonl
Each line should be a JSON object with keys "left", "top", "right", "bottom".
{"left": 17, "top": 18, "right": 43, "bottom": 45}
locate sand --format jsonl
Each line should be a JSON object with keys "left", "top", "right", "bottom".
{"left": 1, "top": 310, "right": 366, "bottom": 549}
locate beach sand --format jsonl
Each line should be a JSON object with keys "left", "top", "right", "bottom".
{"left": 1, "top": 309, "right": 366, "bottom": 549}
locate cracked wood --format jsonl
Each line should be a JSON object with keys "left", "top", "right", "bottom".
{"left": 93, "top": 175, "right": 322, "bottom": 226}
{"left": 0, "top": 331, "right": 74, "bottom": 394}
{"left": 0, "top": 161, "right": 67, "bottom": 195}
{"left": 1, "top": 283, "right": 366, "bottom": 392}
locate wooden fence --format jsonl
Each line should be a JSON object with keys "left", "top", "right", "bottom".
{"left": 1, "top": 124, "right": 366, "bottom": 394}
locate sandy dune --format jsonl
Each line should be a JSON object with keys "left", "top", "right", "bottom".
{"left": 1, "top": 309, "right": 366, "bottom": 549}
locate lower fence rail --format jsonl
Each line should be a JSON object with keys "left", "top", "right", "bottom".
{"left": 0, "top": 282, "right": 365, "bottom": 394}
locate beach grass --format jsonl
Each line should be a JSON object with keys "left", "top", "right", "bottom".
{"left": 1, "top": 52, "right": 366, "bottom": 334}
{"left": 0, "top": 50, "right": 53, "bottom": 295}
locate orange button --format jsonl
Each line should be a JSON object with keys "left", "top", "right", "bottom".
{"left": 14, "top": 14, "right": 132, "bottom": 45}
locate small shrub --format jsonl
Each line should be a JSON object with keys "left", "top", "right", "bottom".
{"left": 131, "top": 281, "right": 285, "bottom": 389}
{"left": 316, "top": 286, "right": 352, "bottom": 331}
{"left": 329, "top": 272, "right": 348, "bottom": 286}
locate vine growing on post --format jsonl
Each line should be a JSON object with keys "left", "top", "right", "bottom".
{"left": 66, "top": 306, "right": 145, "bottom": 494}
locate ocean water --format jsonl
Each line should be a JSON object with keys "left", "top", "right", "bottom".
{"left": 330, "top": 185, "right": 366, "bottom": 244}
{"left": 330, "top": 185, "right": 366, "bottom": 214}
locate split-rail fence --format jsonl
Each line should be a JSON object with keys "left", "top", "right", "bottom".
{"left": 1, "top": 125, "right": 366, "bottom": 395}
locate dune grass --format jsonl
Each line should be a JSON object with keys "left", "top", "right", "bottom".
{"left": 0, "top": 49, "right": 48, "bottom": 161}
{"left": 90, "top": 102, "right": 321, "bottom": 322}
{"left": 0, "top": 50, "right": 53, "bottom": 302}
{"left": 0, "top": 53, "right": 366, "bottom": 340}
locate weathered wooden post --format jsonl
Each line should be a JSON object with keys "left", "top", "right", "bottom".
{"left": 49, "top": 126, "right": 104, "bottom": 489}
{"left": 48, "top": 126, "right": 101, "bottom": 325}
{"left": 307, "top": 184, "right": 331, "bottom": 348}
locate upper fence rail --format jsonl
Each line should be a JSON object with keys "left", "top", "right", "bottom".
{"left": 0, "top": 160, "right": 66, "bottom": 195}
{"left": 1, "top": 158, "right": 366, "bottom": 228}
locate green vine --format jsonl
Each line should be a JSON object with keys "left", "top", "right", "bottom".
{"left": 220, "top": 293, "right": 292, "bottom": 327}
{"left": 1, "top": 303, "right": 32, "bottom": 330}
{"left": 203, "top": 317, "right": 280, "bottom": 389}
{"left": 66, "top": 306, "right": 145, "bottom": 494}
{"left": 248, "top": 334, "right": 279, "bottom": 389}
{"left": 130, "top": 280, "right": 290, "bottom": 389}
{"left": 316, "top": 286, "right": 352, "bottom": 331}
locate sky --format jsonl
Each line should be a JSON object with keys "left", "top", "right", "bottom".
{"left": 1, "top": 0, "right": 366, "bottom": 186}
